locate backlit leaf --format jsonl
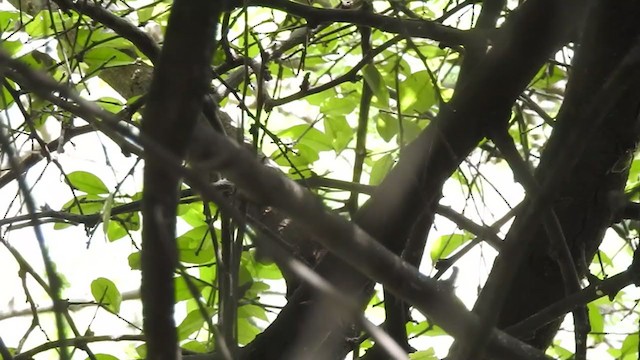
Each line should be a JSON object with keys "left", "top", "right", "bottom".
{"left": 67, "top": 171, "right": 109, "bottom": 195}
{"left": 91, "top": 277, "right": 122, "bottom": 314}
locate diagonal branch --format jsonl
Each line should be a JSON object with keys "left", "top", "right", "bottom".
{"left": 0, "top": 48, "right": 550, "bottom": 360}
{"left": 506, "top": 256, "right": 640, "bottom": 337}
{"left": 191, "top": 118, "right": 552, "bottom": 360}
{"left": 489, "top": 127, "right": 588, "bottom": 359}
{"left": 244, "top": 1, "right": 582, "bottom": 356}
{"left": 461, "top": 18, "right": 640, "bottom": 360}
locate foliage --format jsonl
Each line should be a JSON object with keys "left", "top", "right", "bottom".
{"left": 0, "top": 1, "right": 639, "bottom": 360}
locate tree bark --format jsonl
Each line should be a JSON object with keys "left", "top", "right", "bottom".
{"left": 140, "top": 2, "right": 222, "bottom": 359}
{"left": 241, "top": 0, "right": 581, "bottom": 358}
{"left": 484, "top": 1, "right": 640, "bottom": 351}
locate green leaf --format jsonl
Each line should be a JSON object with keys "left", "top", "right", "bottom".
{"left": 244, "top": 281, "right": 270, "bottom": 299}
{"left": 16, "top": 51, "right": 56, "bottom": 72}
{"left": 74, "top": 28, "right": 133, "bottom": 50}
{"left": 399, "top": 70, "right": 436, "bottom": 114}
{"left": 592, "top": 250, "right": 613, "bottom": 270}
{"left": 406, "top": 321, "right": 447, "bottom": 337}
{"left": 0, "top": 81, "right": 16, "bottom": 110}
{"left": 254, "top": 261, "right": 283, "bottom": 280}
{"left": 107, "top": 211, "right": 140, "bottom": 241}
{"left": 626, "top": 159, "right": 640, "bottom": 187}
{"left": 106, "top": 221, "right": 125, "bottom": 241}
{"left": 238, "top": 304, "right": 268, "bottom": 321}
{"left": 0, "top": 40, "right": 22, "bottom": 57}
{"left": 548, "top": 344, "right": 574, "bottom": 359}
{"left": 409, "top": 349, "right": 437, "bottom": 360}
{"left": 306, "top": 88, "right": 336, "bottom": 106}
{"left": 54, "top": 194, "right": 106, "bottom": 229}
{"left": 175, "top": 276, "right": 207, "bottom": 302}
{"left": 369, "top": 154, "right": 395, "bottom": 186}
{"left": 294, "top": 143, "right": 320, "bottom": 164}
{"left": 621, "top": 333, "right": 639, "bottom": 358}
{"left": 0, "top": 11, "right": 20, "bottom": 31}
{"left": 587, "top": 302, "right": 604, "bottom": 342}
{"left": 67, "top": 171, "right": 109, "bottom": 194}
{"left": 397, "top": 119, "right": 425, "bottom": 145}
{"left": 83, "top": 47, "right": 136, "bottom": 70}
{"left": 320, "top": 96, "right": 358, "bottom": 116}
{"left": 237, "top": 318, "right": 260, "bottom": 345}
{"left": 413, "top": 44, "right": 445, "bottom": 59}
{"left": 239, "top": 264, "right": 254, "bottom": 288}
{"left": 360, "top": 339, "right": 374, "bottom": 351}
{"left": 138, "top": 7, "right": 155, "bottom": 23}
{"left": 118, "top": 211, "right": 141, "bottom": 231}
{"left": 181, "top": 340, "right": 211, "bottom": 354}
{"left": 89, "top": 355, "right": 119, "bottom": 360}
{"left": 177, "top": 226, "right": 214, "bottom": 264}
{"left": 96, "top": 97, "right": 124, "bottom": 114}
{"left": 324, "top": 115, "right": 353, "bottom": 152}
{"left": 178, "top": 202, "right": 206, "bottom": 227}
{"left": 135, "top": 344, "right": 147, "bottom": 358}
{"left": 177, "top": 309, "right": 211, "bottom": 340}
{"left": 128, "top": 251, "right": 141, "bottom": 270}
{"left": 25, "top": 11, "right": 77, "bottom": 38}
{"left": 53, "top": 222, "right": 71, "bottom": 230}
{"left": 199, "top": 264, "right": 217, "bottom": 284}
{"left": 62, "top": 194, "right": 105, "bottom": 213}
{"left": 376, "top": 112, "right": 399, "bottom": 142}
{"left": 102, "top": 194, "right": 114, "bottom": 236}
{"left": 430, "top": 233, "right": 471, "bottom": 262}
{"left": 91, "top": 277, "right": 122, "bottom": 314}
{"left": 531, "top": 64, "right": 567, "bottom": 91}
{"left": 271, "top": 144, "right": 318, "bottom": 168}
{"left": 24, "top": 11, "right": 55, "bottom": 38}
{"left": 1, "top": 346, "right": 16, "bottom": 359}
{"left": 277, "top": 125, "right": 333, "bottom": 152}
{"left": 405, "top": 321, "right": 426, "bottom": 336}
{"left": 362, "top": 64, "right": 389, "bottom": 108}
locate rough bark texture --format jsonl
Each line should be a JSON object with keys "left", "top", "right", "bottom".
{"left": 241, "top": 0, "right": 579, "bottom": 358}
{"left": 140, "top": 2, "right": 221, "bottom": 359}
{"left": 367, "top": 1, "right": 506, "bottom": 357}
{"left": 488, "top": 0, "right": 640, "bottom": 350}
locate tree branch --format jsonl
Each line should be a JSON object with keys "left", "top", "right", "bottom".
{"left": 139, "top": 2, "right": 223, "bottom": 359}
{"left": 0, "top": 49, "right": 551, "bottom": 360}
{"left": 236, "top": 0, "right": 488, "bottom": 48}
{"left": 464, "top": 4, "right": 640, "bottom": 357}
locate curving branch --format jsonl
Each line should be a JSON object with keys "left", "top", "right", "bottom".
{"left": 13, "top": 335, "right": 145, "bottom": 360}
{"left": 236, "top": 0, "right": 488, "bottom": 47}
{"left": 52, "top": 0, "right": 161, "bottom": 63}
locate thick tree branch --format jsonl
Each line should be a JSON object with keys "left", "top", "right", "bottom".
{"left": 244, "top": 0, "right": 581, "bottom": 356}
{"left": 139, "top": 2, "right": 222, "bottom": 359}
{"left": 0, "top": 50, "right": 550, "bottom": 360}
{"left": 465, "top": 3, "right": 640, "bottom": 356}
{"left": 455, "top": 0, "right": 505, "bottom": 86}
{"left": 194, "top": 111, "right": 551, "bottom": 360}
{"left": 489, "top": 127, "right": 588, "bottom": 359}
